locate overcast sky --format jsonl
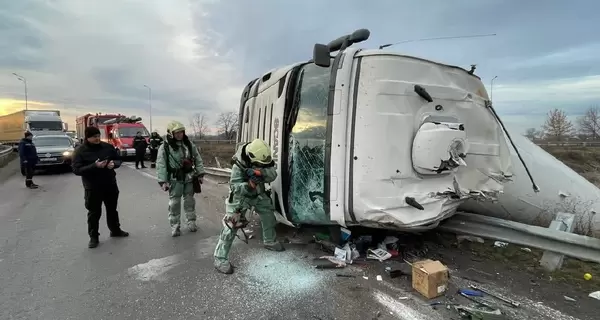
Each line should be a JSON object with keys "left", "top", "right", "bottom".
{"left": 0, "top": 0, "right": 598, "bottom": 134}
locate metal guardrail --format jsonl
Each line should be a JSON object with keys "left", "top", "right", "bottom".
{"left": 439, "top": 212, "right": 600, "bottom": 264}
{"left": 194, "top": 140, "right": 236, "bottom": 145}
{"left": 204, "top": 167, "right": 232, "bottom": 178}
{"left": 203, "top": 167, "right": 600, "bottom": 263}
{"left": 0, "top": 145, "right": 14, "bottom": 168}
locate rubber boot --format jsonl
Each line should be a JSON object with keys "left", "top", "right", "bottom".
{"left": 171, "top": 225, "right": 181, "bottom": 237}
{"left": 187, "top": 221, "right": 198, "bottom": 232}
{"left": 214, "top": 260, "right": 233, "bottom": 274}
{"left": 264, "top": 242, "right": 285, "bottom": 252}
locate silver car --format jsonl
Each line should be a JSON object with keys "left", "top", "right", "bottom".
{"left": 25, "top": 134, "right": 76, "bottom": 175}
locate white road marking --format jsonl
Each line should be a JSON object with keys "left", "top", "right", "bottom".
{"left": 373, "top": 290, "right": 440, "bottom": 320}
{"left": 127, "top": 254, "right": 183, "bottom": 282}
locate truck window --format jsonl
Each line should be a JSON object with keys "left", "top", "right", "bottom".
{"left": 29, "top": 121, "right": 63, "bottom": 131}
{"left": 33, "top": 137, "right": 72, "bottom": 147}
{"left": 287, "top": 63, "right": 331, "bottom": 223}
{"left": 117, "top": 127, "right": 149, "bottom": 137}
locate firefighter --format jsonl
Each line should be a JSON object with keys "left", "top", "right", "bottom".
{"left": 213, "top": 138, "right": 284, "bottom": 274}
{"left": 132, "top": 131, "right": 148, "bottom": 169}
{"left": 18, "top": 131, "right": 39, "bottom": 189}
{"left": 149, "top": 131, "right": 163, "bottom": 168}
{"left": 156, "top": 121, "right": 205, "bottom": 237}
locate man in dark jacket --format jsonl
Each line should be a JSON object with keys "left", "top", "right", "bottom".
{"left": 72, "top": 127, "right": 129, "bottom": 248}
{"left": 148, "top": 131, "right": 163, "bottom": 168}
{"left": 132, "top": 131, "right": 148, "bottom": 169}
{"left": 18, "top": 131, "right": 39, "bottom": 189}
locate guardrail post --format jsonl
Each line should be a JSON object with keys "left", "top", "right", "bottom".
{"left": 539, "top": 212, "right": 576, "bottom": 271}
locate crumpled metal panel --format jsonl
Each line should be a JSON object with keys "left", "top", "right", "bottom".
{"left": 287, "top": 135, "right": 328, "bottom": 223}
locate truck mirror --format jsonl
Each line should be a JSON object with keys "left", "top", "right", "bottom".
{"left": 313, "top": 43, "right": 331, "bottom": 68}
{"left": 349, "top": 28, "right": 370, "bottom": 43}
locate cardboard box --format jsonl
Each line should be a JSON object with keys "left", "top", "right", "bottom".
{"left": 411, "top": 259, "right": 449, "bottom": 299}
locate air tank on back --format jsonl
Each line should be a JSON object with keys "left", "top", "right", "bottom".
{"left": 460, "top": 130, "right": 600, "bottom": 236}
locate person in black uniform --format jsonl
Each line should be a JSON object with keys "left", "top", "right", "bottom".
{"left": 18, "top": 131, "right": 39, "bottom": 189}
{"left": 72, "top": 127, "right": 129, "bottom": 248}
{"left": 132, "top": 131, "right": 148, "bottom": 169}
{"left": 148, "top": 131, "right": 163, "bottom": 168}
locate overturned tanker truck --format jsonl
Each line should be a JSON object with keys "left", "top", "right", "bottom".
{"left": 236, "top": 28, "right": 600, "bottom": 233}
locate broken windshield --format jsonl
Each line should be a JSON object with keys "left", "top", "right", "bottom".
{"left": 287, "top": 63, "right": 331, "bottom": 223}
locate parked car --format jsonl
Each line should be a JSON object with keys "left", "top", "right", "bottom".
{"left": 21, "top": 134, "right": 76, "bottom": 175}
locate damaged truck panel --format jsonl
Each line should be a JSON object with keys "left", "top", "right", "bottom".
{"left": 348, "top": 52, "right": 512, "bottom": 230}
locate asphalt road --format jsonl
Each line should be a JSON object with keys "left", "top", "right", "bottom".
{"left": 0, "top": 162, "right": 450, "bottom": 320}
{"left": 0, "top": 161, "right": 594, "bottom": 320}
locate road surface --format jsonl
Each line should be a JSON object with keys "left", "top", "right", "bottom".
{"left": 0, "top": 161, "right": 595, "bottom": 320}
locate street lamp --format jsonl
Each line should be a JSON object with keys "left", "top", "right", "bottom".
{"left": 490, "top": 76, "right": 498, "bottom": 102}
{"left": 12, "top": 72, "right": 28, "bottom": 110}
{"left": 143, "top": 85, "right": 152, "bottom": 133}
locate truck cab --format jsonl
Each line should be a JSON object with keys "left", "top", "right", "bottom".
{"left": 105, "top": 122, "right": 150, "bottom": 158}
{"left": 237, "top": 29, "right": 515, "bottom": 231}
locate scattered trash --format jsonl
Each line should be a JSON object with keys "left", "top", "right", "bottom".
{"left": 459, "top": 291, "right": 496, "bottom": 310}
{"left": 398, "top": 296, "right": 409, "bottom": 300}
{"left": 334, "top": 247, "right": 347, "bottom": 261}
{"left": 469, "top": 284, "right": 521, "bottom": 308}
{"left": 521, "top": 247, "right": 532, "bottom": 252}
{"left": 455, "top": 305, "right": 504, "bottom": 320}
{"left": 564, "top": 296, "right": 576, "bottom": 302}
{"left": 412, "top": 259, "right": 449, "bottom": 299}
{"left": 312, "top": 256, "right": 346, "bottom": 269}
{"left": 494, "top": 241, "right": 508, "bottom": 248}
{"left": 335, "top": 273, "right": 355, "bottom": 278}
{"left": 459, "top": 289, "right": 484, "bottom": 297}
{"left": 314, "top": 237, "right": 338, "bottom": 253}
{"left": 340, "top": 227, "right": 351, "bottom": 242}
{"left": 457, "top": 235, "right": 485, "bottom": 244}
{"left": 363, "top": 276, "right": 369, "bottom": 280}
{"left": 367, "top": 248, "right": 392, "bottom": 261}
{"left": 589, "top": 291, "right": 600, "bottom": 300}
{"left": 584, "top": 273, "right": 593, "bottom": 281}
{"left": 385, "top": 263, "right": 411, "bottom": 279}
{"left": 376, "top": 275, "right": 383, "bottom": 281}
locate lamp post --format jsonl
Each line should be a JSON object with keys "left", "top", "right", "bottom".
{"left": 143, "top": 85, "right": 152, "bottom": 133}
{"left": 12, "top": 72, "right": 28, "bottom": 110}
{"left": 490, "top": 75, "right": 498, "bottom": 102}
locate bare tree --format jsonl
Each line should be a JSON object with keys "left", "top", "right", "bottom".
{"left": 524, "top": 127, "right": 541, "bottom": 140}
{"left": 215, "top": 111, "right": 239, "bottom": 140}
{"left": 577, "top": 105, "right": 600, "bottom": 140}
{"left": 542, "top": 108, "right": 574, "bottom": 141}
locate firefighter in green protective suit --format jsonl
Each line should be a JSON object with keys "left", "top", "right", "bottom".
{"left": 213, "top": 138, "right": 284, "bottom": 274}
{"left": 156, "top": 121, "right": 206, "bottom": 237}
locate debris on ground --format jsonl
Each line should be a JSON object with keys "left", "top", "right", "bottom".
{"left": 412, "top": 259, "right": 449, "bottom": 299}
{"left": 457, "top": 235, "right": 485, "bottom": 244}
{"left": 589, "top": 291, "right": 600, "bottom": 300}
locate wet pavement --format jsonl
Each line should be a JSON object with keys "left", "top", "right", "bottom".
{"left": 0, "top": 161, "right": 596, "bottom": 320}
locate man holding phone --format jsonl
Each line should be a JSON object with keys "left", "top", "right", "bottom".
{"left": 72, "top": 126, "right": 129, "bottom": 248}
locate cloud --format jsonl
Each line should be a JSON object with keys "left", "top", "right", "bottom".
{"left": 0, "top": 0, "right": 598, "bottom": 135}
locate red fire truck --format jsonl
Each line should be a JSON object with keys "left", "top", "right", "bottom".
{"left": 75, "top": 113, "right": 150, "bottom": 158}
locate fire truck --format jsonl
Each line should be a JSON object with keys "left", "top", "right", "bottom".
{"left": 75, "top": 113, "right": 150, "bottom": 158}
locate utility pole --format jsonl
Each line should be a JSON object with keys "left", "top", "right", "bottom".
{"left": 12, "top": 72, "right": 28, "bottom": 110}
{"left": 143, "top": 85, "right": 152, "bottom": 133}
{"left": 490, "top": 76, "right": 498, "bottom": 102}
